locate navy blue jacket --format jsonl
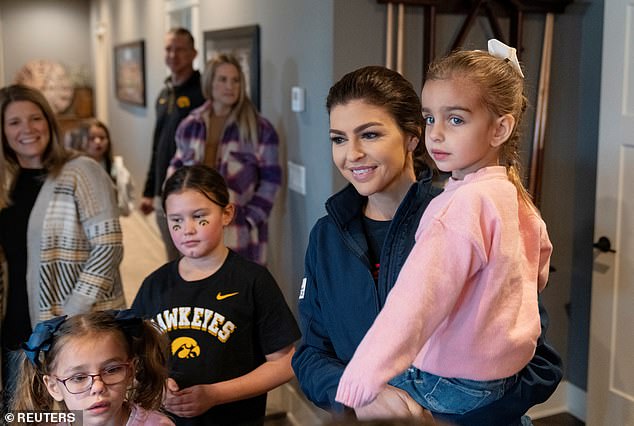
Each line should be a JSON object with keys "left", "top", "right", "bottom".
{"left": 291, "top": 173, "right": 563, "bottom": 425}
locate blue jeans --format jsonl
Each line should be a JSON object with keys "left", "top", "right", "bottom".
{"left": 389, "top": 367, "right": 519, "bottom": 415}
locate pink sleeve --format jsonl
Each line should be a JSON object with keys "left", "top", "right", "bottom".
{"left": 335, "top": 218, "right": 485, "bottom": 408}
{"left": 537, "top": 223, "right": 553, "bottom": 292}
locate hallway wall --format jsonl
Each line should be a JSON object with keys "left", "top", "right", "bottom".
{"left": 0, "top": 0, "right": 602, "bottom": 396}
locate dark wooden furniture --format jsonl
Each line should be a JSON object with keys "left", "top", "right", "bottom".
{"left": 377, "top": 0, "right": 573, "bottom": 79}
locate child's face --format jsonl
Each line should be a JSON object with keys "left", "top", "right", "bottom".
{"left": 330, "top": 99, "right": 418, "bottom": 199}
{"left": 421, "top": 76, "right": 510, "bottom": 180}
{"left": 43, "top": 332, "right": 133, "bottom": 426}
{"left": 86, "top": 125, "right": 109, "bottom": 162}
{"left": 166, "top": 189, "right": 234, "bottom": 260}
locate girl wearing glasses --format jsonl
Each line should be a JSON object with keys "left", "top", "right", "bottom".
{"left": 11, "top": 310, "right": 174, "bottom": 426}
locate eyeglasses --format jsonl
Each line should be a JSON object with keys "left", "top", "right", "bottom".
{"left": 55, "top": 362, "right": 131, "bottom": 394}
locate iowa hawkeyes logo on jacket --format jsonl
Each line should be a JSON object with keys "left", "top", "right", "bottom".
{"left": 171, "top": 336, "right": 201, "bottom": 359}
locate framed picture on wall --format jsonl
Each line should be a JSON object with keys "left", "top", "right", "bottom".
{"left": 204, "top": 25, "right": 260, "bottom": 109}
{"left": 114, "top": 40, "right": 146, "bottom": 107}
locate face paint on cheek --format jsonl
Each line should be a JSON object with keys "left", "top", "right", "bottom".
{"left": 199, "top": 219, "right": 209, "bottom": 226}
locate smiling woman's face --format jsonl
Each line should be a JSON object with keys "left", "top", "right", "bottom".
{"left": 3, "top": 100, "right": 50, "bottom": 168}
{"left": 329, "top": 99, "right": 418, "bottom": 200}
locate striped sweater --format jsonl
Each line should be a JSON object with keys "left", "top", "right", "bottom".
{"left": 0, "top": 156, "right": 125, "bottom": 327}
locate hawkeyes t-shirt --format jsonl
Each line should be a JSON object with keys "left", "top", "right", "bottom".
{"left": 131, "top": 250, "right": 300, "bottom": 426}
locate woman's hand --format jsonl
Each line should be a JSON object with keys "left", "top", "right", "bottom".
{"left": 354, "top": 385, "right": 433, "bottom": 421}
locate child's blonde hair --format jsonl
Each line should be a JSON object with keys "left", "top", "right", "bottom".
{"left": 11, "top": 310, "right": 169, "bottom": 412}
{"left": 425, "top": 49, "right": 533, "bottom": 207}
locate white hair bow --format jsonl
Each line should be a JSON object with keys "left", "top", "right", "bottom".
{"left": 487, "top": 39, "right": 525, "bottom": 78}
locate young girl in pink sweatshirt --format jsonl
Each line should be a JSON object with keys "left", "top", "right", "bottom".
{"left": 336, "top": 39, "right": 553, "bottom": 417}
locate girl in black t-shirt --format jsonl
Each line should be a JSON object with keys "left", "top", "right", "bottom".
{"left": 132, "top": 165, "right": 299, "bottom": 426}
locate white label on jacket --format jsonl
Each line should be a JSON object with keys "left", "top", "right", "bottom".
{"left": 299, "top": 277, "right": 307, "bottom": 299}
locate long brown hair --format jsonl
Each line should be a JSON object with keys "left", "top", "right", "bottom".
{"left": 0, "top": 84, "right": 76, "bottom": 204}
{"left": 326, "top": 66, "right": 428, "bottom": 177}
{"left": 201, "top": 54, "right": 259, "bottom": 145}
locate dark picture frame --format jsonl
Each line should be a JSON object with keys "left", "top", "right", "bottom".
{"left": 203, "top": 25, "right": 261, "bottom": 109}
{"left": 114, "top": 40, "right": 146, "bottom": 107}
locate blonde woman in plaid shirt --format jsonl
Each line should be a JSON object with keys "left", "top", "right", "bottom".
{"left": 168, "top": 54, "right": 281, "bottom": 265}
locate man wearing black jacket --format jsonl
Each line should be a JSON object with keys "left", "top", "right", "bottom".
{"left": 140, "top": 27, "right": 205, "bottom": 260}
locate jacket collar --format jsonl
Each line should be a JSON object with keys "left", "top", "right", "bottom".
{"left": 325, "top": 168, "right": 435, "bottom": 229}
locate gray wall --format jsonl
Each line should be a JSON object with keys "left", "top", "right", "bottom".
{"left": 0, "top": 0, "right": 92, "bottom": 86}
{"left": 0, "top": 0, "right": 602, "bottom": 393}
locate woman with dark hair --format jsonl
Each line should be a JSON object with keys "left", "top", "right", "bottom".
{"left": 0, "top": 84, "right": 125, "bottom": 396}
{"left": 291, "top": 66, "right": 562, "bottom": 425}
{"left": 168, "top": 54, "right": 281, "bottom": 265}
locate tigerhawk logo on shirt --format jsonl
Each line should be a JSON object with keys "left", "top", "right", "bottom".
{"left": 171, "top": 336, "right": 201, "bottom": 358}
{"left": 152, "top": 307, "right": 236, "bottom": 343}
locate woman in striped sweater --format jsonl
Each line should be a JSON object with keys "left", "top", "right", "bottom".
{"left": 0, "top": 84, "right": 125, "bottom": 398}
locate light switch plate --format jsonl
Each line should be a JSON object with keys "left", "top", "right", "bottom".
{"left": 287, "top": 161, "right": 306, "bottom": 195}
{"left": 291, "top": 86, "right": 305, "bottom": 112}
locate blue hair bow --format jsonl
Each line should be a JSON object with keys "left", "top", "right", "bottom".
{"left": 108, "top": 309, "right": 144, "bottom": 338}
{"left": 22, "top": 315, "right": 67, "bottom": 368}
